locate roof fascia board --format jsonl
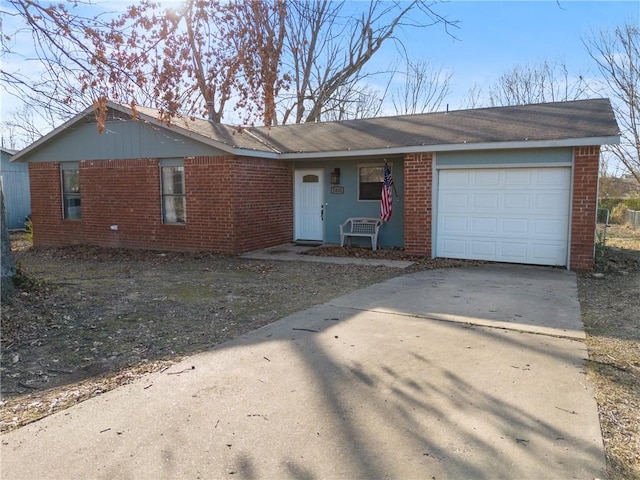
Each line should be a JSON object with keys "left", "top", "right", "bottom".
{"left": 10, "top": 103, "right": 98, "bottom": 162}
{"left": 233, "top": 149, "right": 280, "bottom": 159}
{"left": 277, "top": 136, "right": 621, "bottom": 160}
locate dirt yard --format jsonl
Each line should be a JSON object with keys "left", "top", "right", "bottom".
{"left": 579, "top": 224, "right": 640, "bottom": 480}
{"left": 1, "top": 226, "right": 639, "bottom": 479}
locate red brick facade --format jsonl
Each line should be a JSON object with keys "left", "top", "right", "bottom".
{"left": 30, "top": 146, "right": 600, "bottom": 270}
{"left": 29, "top": 157, "right": 293, "bottom": 255}
{"left": 402, "top": 147, "right": 602, "bottom": 271}
{"left": 570, "top": 146, "right": 600, "bottom": 271}
{"left": 29, "top": 162, "right": 81, "bottom": 247}
{"left": 403, "top": 152, "right": 433, "bottom": 256}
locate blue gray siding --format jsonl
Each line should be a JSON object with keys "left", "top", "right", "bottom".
{"left": 294, "top": 158, "right": 404, "bottom": 248}
{"left": 294, "top": 148, "right": 573, "bottom": 249}
{"left": 436, "top": 148, "right": 573, "bottom": 167}
{"left": 1, "top": 150, "right": 31, "bottom": 229}
{"left": 19, "top": 120, "right": 227, "bottom": 163}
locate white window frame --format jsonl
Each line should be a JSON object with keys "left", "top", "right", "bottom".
{"left": 61, "top": 162, "right": 81, "bottom": 220}
{"left": 160, "top": 159, "right": 186, "bottom": 224}
{"left": 357, "top": 162, "right": 392, "bottom": 202}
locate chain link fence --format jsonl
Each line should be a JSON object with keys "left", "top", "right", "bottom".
{"left": 596, "top": 208, "right": 610, "bottom": 247}
{"left": 627, "top": 209, "right": 640, "bottom": 229}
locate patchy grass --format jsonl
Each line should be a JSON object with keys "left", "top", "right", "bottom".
{"left": 3, "top": 228, "right": 640, "bottom": 478}
{"left": 606, "top": 223, "right": 640, "bottom": 250}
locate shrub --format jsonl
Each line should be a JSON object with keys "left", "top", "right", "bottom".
{"left": 624, "top": 197, "right": 640, "bottom": 211}
{"left": 610, "top": 203, "right": 629, "bottom": 224}
{"left": 25, "top": 215, "right": 33, "bottom": 243}
{"left": 598, "top": 197, "right": 640, "bottom": 216}
{"left": 599, "top": 197, "right": 624, "bottom": 212}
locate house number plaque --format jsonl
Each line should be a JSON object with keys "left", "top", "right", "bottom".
{"left": 330, "top": 186, "right": 345, "bottom": 194}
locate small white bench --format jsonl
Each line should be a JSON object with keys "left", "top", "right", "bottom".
{"left": 339, "top": 217, "right": 382, "bottom": 251}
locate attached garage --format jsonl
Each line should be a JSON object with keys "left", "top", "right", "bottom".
{"left": 436, "top": 167, "right": 571, "bottom": 266}
{"left": 12, "top": 98, "right": 619, "bottom": 271}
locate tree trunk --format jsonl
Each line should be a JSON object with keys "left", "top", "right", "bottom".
{"left": 1, "top": 185, "right": 16, "bottom": 301}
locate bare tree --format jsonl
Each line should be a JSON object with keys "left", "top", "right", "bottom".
{"left": 461, "top": 83, "right": 483, "bottom": 110}
{"left": 487, "top": 60, "right": 590, "bottom": 107}
{"left": 585, "top": 23, "right": 640, "bottom": 184}
{"left": 2, "top": 0, "right": 456, "bottom": 127}
{"left": 0, "top": 103, "right": 53, "bottom": 149}
{"left": 1, "top": 0, "right": 147, "bottom": 124}
{"left": 320, "top": 82, "right": 389, "bottom": 121}
{"left": 391, "top": 59, "right": 452, "bottom": 115}
{"left": 1, "top": 0, "right": 288, "bottom": 126}
{"left": 278, "top": 0, "right": 457, "bottom": 123}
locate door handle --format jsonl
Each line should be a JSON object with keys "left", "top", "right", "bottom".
{"left": 321, "top": 204, "right": 324, "bottom": 221}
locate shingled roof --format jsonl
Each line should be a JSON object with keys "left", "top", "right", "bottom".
{"left": 143, "top": 98, "right": 619, "bottom": 158}
{"left": 252, "top": 98, "right": 620, "bottom": 156}
{"left": 12, "top": 98, "right": 620, "bottom": 162}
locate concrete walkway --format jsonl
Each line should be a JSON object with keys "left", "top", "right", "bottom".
{"left": 240, "top": 243, "right": 415, "bottom": 268}
{"left": 0, "top": 265, "right": 606, "bottom": 479}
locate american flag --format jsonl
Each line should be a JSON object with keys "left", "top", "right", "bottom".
{"left": 380, "top": 163, "right": 394, "bottom": 222}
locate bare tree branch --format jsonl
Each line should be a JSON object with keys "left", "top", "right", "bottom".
{"left": 487, "top": 60, "right": 590, "bottom": 107}
{"left": 281, "top": 0, "right": 458, "bottom": 123}
{"left": 585, "top": 23, "right": 640, "bottom": 183}
{"left": 2, "top": 0, "right": 457, "bottom": 128}
{"left": 391, "top": 59, "right": 452, "bottom": 115}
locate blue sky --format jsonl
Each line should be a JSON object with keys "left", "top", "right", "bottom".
{"left": 379, "top": 0, "right": 639, "bottom": 108}
{"left": 1, "top": 0, "right": 638, "bottom": 137}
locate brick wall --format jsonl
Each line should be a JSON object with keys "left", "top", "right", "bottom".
{"left": 571, "top": 146, "right": 600, "bottom": 271}
{"left": 28, "top": 156, "right": 294, "bottom": 254}
{"left": 402, "top": 148, "right": 600, "bottom": 271}
{"left": 82, "top": 159, "right": 161, "bottom": 249}
{"left": 231, "top": 157, "right": 294, "bottom": 253}
{"left": 28, "top": 162, "right": 82, "bottom": 247}
{"left": 403, "top": 152, "right": 433, "bottom": 256}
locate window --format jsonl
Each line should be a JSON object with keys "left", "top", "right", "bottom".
{"left": 161, "top": 163, "right": 186, "bottom": 224}
{"left": 358, "top": 165, "right": 384, "bottom": 201}
{"left": 61, "top": 162, "right": 81, "bottom": 220}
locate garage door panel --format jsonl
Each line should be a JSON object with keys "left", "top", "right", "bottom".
{"left": 500, "top": 242, "right": 528, "bottom": 260}
{"left": 504, "top": 193, "right": 530, "bottom": 210}
{"left": 535, "top": 192, "right": 569, "bottom": 210}
{"left": 474, "top": 170, "right": 500, "bottom": 186}
{"left": 533, "top": 218, "right": 566, "bottom": 237}
{"left": 537, "top": 168, "right": 570, "bottom": 186}
{"left": 436, "top": 167, "right": 570, "bottom": 266}
{"left": 441, "top": 192, "right": 469, "bottom": 210}
{"left": 472, "top": 193, "right": 499, "bottom": 209}
{"left": 441, "top": 170, "right": 470, "bottom": 187}
{"left": 437, "top": 237, "right": 467, "bottom": 256}
{"left": 504, "top": 169, "right": 532, "bottom": 185}
{"left": 470, "top": 240, "right": 497, "bottom": 257}
{"left": 471, "top": 217, "right": 498, "bottom": 234}
{"left": 442, "top": 216, "right": 467, "bottom": 233}
{"left": 502, "top": 218, "right": 529, "bottom": 235}
{"left": 531, "top": 243, "right": 567, "bottom": 264}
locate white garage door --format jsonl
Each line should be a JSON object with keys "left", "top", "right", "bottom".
{"left": 436, "top": 167, "right": 570, "bottom": 266}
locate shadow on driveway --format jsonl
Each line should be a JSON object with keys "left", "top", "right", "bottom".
{"left": 0, "top": 265, "right": 606, "bottom": 479}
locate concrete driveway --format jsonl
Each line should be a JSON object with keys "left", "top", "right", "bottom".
{"left": 1, "top": 265, "right": 606, "bottom": 479}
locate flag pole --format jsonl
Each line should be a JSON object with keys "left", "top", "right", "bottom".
{"left": 384, "top": 160, "right": 399, "bottom": 199}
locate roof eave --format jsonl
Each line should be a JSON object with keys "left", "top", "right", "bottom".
{"left": 11, "top": 101, "right": 252, "bottom": 162}
{"left": 277, "top": 136, "right": 621, "bottom": 160}
{"left": 233, "top": 148, "right": 280, "bottom": 159}
{"left": 10, "top": 103, "right": 98, "bottom": 163}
